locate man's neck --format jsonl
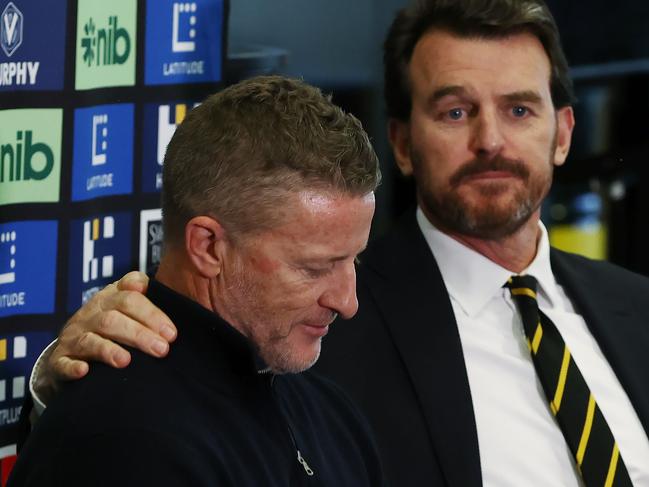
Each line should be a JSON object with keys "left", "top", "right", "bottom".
{"left": 424, "top": 210, "right": 542, "bottom": 274}
{"left": 156, "top": 250, "right": 214, "bottom": 311}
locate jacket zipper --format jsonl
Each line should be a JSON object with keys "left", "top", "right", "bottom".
{"left": 265, "top": 371, "right": 315, "bottom": 477}
{"left": 286, "top": 419, "right": 315, "bottom": 476}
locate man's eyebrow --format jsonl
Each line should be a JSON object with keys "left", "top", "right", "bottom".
{"left": 429, "top": 85, "right": 468, "bottom": 103}
{"left": 501, "top": 90, "right": 543, "bottom": 104}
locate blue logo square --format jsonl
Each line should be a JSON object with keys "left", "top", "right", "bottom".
{"left": 67, "top": 213, "right": 132, "bottom": 312}
{"left": 0, "top": 221, "right": 57, "bottom": 318}
{"left": 71, "top": 104, "right": 134, "bottom": 201}
{"left": 0, "top": 331, "right": 55, "bottom": 432}
{"left": 0, "top": 0, "right": 67, "bottom": 91}
{"left": 141, "top": 100, "right": 197, "bottom": 193}
{"left": 144, "top": 0, "right": 223, "bottom": 85}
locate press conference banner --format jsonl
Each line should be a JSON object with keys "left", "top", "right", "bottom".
{"left": 0, "top": 0, "right": 227, "bottom": 482}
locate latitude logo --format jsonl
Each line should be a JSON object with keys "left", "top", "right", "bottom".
{"left": 71, "top": 103, "right": 134, "bottom": 201}
{"left": 1, "top": 2, "right": 22, "bottom": 57}
{"left": 172, "top": 2, "right": 197, "bottom": 53}
{"left": 75, "top": 0, "right": 136, "bottom": 90}
{"left": 0, "top": 221, "right": 58, "bottom": 318}
{"left": 144, "top": 0, "right": 223, "bottom": 85}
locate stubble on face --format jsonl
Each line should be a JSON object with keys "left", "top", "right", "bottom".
{"left": 225, "top": 251, "right": 333, "bottom": 374}
{"left": 210, "top": 191, "right": 373, "bottom": 375}
{"left": 414, "top": 130, "right": 557, "bottom": 240}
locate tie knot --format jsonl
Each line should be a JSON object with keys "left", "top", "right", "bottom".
{"left": 506, "top": 274, "right": 538, "bottom": 297}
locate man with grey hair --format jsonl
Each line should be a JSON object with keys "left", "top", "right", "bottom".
{"left": 22, "top": 0, "right": 649, "bottom": 486}
{"left": 8, "top": 76, "right": 386, "bottom": 486}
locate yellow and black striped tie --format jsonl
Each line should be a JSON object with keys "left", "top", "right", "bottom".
{"left": 506, "top": 275, "right": 632, "bottom": 487}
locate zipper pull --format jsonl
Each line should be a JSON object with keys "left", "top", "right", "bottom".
{"left": 297, "top": 450, "right": 314, "bottom": 476}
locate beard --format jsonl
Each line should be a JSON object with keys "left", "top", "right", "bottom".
{"left": 413, "top": 135, "right": 556, "bottom": 240}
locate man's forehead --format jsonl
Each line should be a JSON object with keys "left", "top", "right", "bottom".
{"left": 409, "top": 30, "right": 553, "bottom": 99}
{"left": 295, "top": 190, "right": 375, "bottom": 213}
{"left": 260, "top": 189, "right": 374, "bottom": 252}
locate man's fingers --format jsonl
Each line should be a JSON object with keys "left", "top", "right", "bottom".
{"left": 79, "top": 306, "right": 170, "bottom": 365}
{"left": 102, "top": 289, "right": 177, "bottom": 343}
{"left": 51, "top": 356, "right": 90, "bottom": 380}
{"left": 59, "top": 331, "right": 133, "bottom": 368}
{"left": 115, "top": 271, "right": 150, "bottom": 294}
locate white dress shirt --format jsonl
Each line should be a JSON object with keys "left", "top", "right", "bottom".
{"left": 417, "top": 208, "right": 649, "bottom": 486}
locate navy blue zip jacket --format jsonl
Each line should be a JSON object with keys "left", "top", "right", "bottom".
{"left": 9, "top": 279, "right": 387, "bottom": 487}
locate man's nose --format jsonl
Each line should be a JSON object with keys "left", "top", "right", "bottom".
{"left": 319, "top": 263, "right": 359, "bottom": 320}
{"left": 469, "top": 109, "right": 505, "bottom": 158}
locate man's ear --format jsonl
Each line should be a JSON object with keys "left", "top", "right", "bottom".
{"left": 553, "top": 106, "right": 575, "bottom": 167}
{"left": 185, "top": 216, "right": 227, "bottom": 278}
{"left": 388, "top": 118, "right": 414, "bottom": 176}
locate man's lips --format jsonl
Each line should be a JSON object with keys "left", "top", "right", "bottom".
{"left": 463, "top": 170, "right": 519, "bottom": 181}
{"left": 300, "top": 323, "right": 330, "bottom": 337}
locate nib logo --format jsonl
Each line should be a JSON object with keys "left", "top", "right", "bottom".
{"left": 80, "top": 16, "right": 131, "bottom": 67}
{"left": 81, "top": 18, "right": 96, "bottom": 65}
{"left": 1, "top": 2, "right": 23, "bottom": 58}
{"left": 0, "top": 109, "right": 62, "bottom": 205}
{"left": 0, "top": 130, "right": 54, "bottom": 183}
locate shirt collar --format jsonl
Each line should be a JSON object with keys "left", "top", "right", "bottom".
{"left": 416, "top": 207, "right": 561, "bottom": 316}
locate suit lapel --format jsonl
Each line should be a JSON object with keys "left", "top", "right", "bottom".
{"left": 362, "top": 212, "right": 482, "bottom": 486}
{"left": 551, "top": 249, "right": 649, "bottom": 436}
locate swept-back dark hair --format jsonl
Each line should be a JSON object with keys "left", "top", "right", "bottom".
{"left": 384, "top": 0, "right": 575, "bottom": 120}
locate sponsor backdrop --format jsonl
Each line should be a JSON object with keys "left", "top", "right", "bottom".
{"left": 0, "top": 0, "right": 227, "bottom": 481}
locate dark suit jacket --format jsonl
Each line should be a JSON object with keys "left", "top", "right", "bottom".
{"left": 315, "top": 210, "right": 649, "bottom": 487}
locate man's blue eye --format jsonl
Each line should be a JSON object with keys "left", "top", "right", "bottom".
{"left": 448, "top": 109, "right": 463, "bottom": 120}
{"left": 512, "top": 106, "right": 528, "bottom": 117}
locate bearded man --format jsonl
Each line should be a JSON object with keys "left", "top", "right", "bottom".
{"left": 23, "top": 1, "right": 649, "bottom": 486}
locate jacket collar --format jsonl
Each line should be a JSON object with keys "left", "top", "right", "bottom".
{"left": 147, "top": 279, "right": 268, "bottom": 381}
{"left": 360, "top": 209, "right": 482, "bottom": 486}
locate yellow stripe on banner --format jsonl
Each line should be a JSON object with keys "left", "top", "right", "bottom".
{"left": 176, "top": 104, "right": 187, "bottom": 124}
{"left": 604, "top": 443, "right": 620, "bottom": 487}
{"left": 0, "top": 339, "right": 6, "bottom": 361}
{"left": 576, "top": 395, "right": 596, "bottom": 466}
{"left": 551, "top": 347, "right": 571, "bottom": 415}
{"left": 92, "top": 218, "right": 99, "bottom": 240}
{"left": 511, "top": 288, "right": 537, "bottom": 299}
{"left": 531, "top": 322, "right": 543, "bottom": 354}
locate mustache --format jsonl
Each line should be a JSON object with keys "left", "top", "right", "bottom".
{"left": 449, "top": 157, "right": 529, "bottom": 187}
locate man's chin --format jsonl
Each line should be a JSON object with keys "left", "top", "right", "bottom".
{"left": 433, "top": 206, "right": 531, "bottom": 240}
{"left": 265, "top": 345, "right": 321, "bottom": 374}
